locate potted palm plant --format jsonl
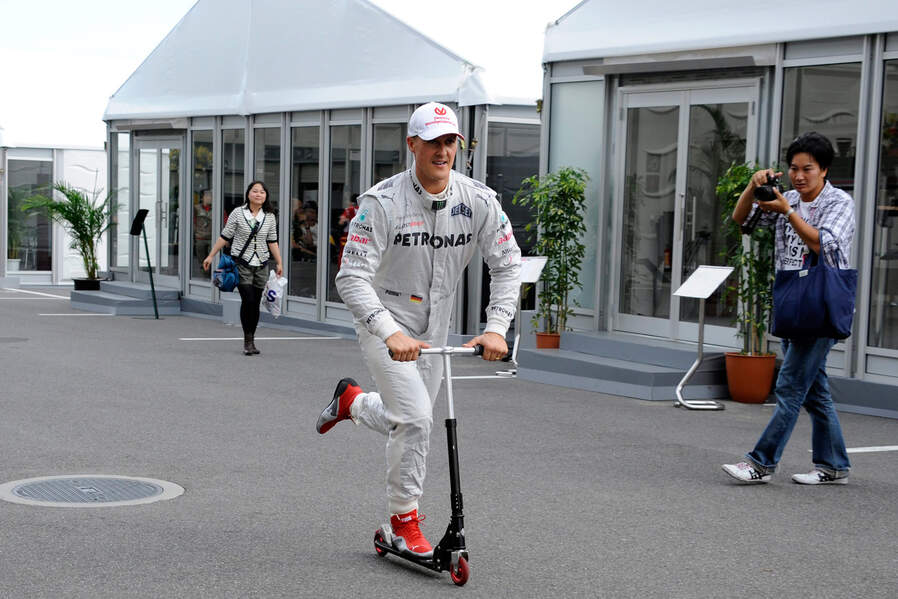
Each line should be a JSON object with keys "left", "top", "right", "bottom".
{"left": 512, "top": 167, "right": 589, "bottom": 349}
{"left": 718, "top": 163, "right": 777, "bottom": 403}
{"left": 22, "top": 182, "right": 111, "bottom": 290}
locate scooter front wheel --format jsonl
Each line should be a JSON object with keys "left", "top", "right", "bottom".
{"left": 449, "top": 556, "right": 469, "bottom": 586}
{"left": 374, "top": 530, "right": 387, "bottom": 557}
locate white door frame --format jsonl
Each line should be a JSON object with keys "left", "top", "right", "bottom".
{"left": 132, "top": 136, "right": 184, "bottom": 290}
{"left": 611, "top": 78, "right": 761, "bottom": 346}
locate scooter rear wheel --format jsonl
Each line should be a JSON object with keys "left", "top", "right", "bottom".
{"left": 449, "top": 556, "right": 469, "bottom": 586}
{"left": 373, "top": 530, "right": 387, "bottom": 557}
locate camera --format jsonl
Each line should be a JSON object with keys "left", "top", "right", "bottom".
{"left": 741, "top": 174, "right": 784, "bottom": 234}
{"left": 753, "top": 174, "right": 783, "bottom": 203}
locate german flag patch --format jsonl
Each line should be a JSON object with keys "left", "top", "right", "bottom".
{"left": 410, "top": 294, "right": 423, "bottom": 304}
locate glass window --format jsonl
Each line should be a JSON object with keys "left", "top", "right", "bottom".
{"left": 483, "top": 122, "right": 540, "bottom": 318}
{"left": 160, "top": 147, "right": 180, "bottom": 278}
{"left": 619, "top": 105, "right": 679, "bottom": 319}
{"left": 327, "top": 125, "right": 361, "bottom": 303}
{"left": 7, "top": 159, "right": 53, "bottom": 271}
{"left": 679, "top": 103, "right": 748, "bottom": 327}
{"left": 869, "top": 60, "right": 898, "bottom": 350}
{"left": 781, "top": 64, "right": 861, "bottom": 195}
{"left": 222, "top": 129, "right": 245, "bottom": 223}
{"left": 486, "top": 123, "right": 540, "bottom": 254}
{"left": 372, "top": 123, "right": 406, "bottom": 183}
{"left": 110, "top": 132, "right": 130, "bottom": 270}
{"left": 191, "top": 130, "right": 214, "bottom": 280}
{"left": 289, "top": 126, "right": 320, "bottom": 299}
{"left": 548, "top": 80, "right": 604, "bottom": 311}
{"left": 253, "top": 127, "right": 281, "bottom": 212}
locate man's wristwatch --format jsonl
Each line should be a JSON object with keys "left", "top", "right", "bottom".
{"left": 784, "top": 207, "right": 795, "bottom": 218}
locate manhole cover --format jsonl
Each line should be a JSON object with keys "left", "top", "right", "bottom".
{"left": 0, "top": 475, "right": 183, "bottom": 507}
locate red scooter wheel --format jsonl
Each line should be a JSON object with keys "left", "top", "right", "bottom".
{"left": 373, "top": 531, "right": 387, "bottom": 557}
{"left": 449, "top": 556, "right": 469, "bottom": 586}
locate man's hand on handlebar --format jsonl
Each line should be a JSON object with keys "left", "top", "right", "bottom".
{"left": 463, "top": 332, "right": 508, "bottom": 361}
{"left": 385, "top": 331, "right": 431, "bottom": 362}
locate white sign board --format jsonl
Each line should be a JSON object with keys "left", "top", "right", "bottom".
{"left": 520, "top": 256, "right": 548, "bottom": 284}
{"left": 673, "top": 265, "right": 734, "bottom": 299}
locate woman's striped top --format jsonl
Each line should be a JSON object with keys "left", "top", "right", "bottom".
{"left": 220, "top": 206, "right": 278, "bottom": 266}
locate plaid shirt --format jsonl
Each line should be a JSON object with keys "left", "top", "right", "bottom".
{"left": 748, "top": 181, "right": 854, "bottom": 270}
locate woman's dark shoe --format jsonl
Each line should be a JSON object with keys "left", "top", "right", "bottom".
{"left": 244, "top": 334, "right": 254, "bottom": 356}
{"left": 250, "top": 336, "right": 260, "bottom": 355}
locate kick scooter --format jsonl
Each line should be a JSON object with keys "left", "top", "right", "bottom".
{"left": 374, "top": 345, "right": 484, "bottom": 586}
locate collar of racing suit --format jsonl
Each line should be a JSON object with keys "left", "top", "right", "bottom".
{"left": 409, "top": 169, "right": 451, "bottom": 211}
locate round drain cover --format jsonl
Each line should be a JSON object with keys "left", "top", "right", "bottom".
{"left": 0, "top": 475, "right": 183, "bottom": 507}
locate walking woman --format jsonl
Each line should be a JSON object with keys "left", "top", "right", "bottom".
{"left": 203, "top": 181, "right": 283, "bottom": 355}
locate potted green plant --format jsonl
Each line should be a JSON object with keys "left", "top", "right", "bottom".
{"left": 717, "top": 163, "right": 777, "bottom": 403}
{"left": 513, "top": 167, "right": 589, "bottom": 348}
{"left": 22, "top": 182, "right": 111, "bottom": 290}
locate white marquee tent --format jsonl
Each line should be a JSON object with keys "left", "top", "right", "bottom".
{"left": 544, "top": 0, "right": 898, "bottom": 62}
{"left": 104, "top": 0, "right": 492, "bottom": 120}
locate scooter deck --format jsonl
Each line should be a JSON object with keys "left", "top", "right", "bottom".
{"left": 373, "top": 528, "right": 468, "bottom": 574}
{"left": 373, "top": 537, "right": 445, "bottom": 572}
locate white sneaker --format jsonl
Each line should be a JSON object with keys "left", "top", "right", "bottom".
{"left": 791, "top": 470, "right": 848, "bottom": 485}
{"left": 722, "top": 462, "right": 771, "bottom": 483}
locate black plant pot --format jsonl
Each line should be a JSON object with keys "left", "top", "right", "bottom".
{"left": 72, "top": 278, "right": 102, "bottom": 291}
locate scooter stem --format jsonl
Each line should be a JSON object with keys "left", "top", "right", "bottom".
{"left": 445, "top": 418, "right": 464, "bottom": 518}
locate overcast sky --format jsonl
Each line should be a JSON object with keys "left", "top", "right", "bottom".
{"left": 0, "top": 0, "right": 579, "bottom": 149}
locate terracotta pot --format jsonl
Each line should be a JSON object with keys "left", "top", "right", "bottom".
{"left": 535, "top": 332, "right": 561, "bottom": 349}
{"left": 725, "top": 352, "right": 776, "bottom": 404}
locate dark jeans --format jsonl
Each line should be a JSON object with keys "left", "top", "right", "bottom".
{"left": 746, "top": 337, "right": 851, "bottom": 476}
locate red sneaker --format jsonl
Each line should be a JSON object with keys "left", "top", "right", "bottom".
{"left": 316, "top": 378, "right": 362, "bottom": 434}
{"left": 390, "top": 509, "right": 433, "bottom": 557}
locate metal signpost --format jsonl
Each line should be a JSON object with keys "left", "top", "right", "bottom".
{"left": 453, "top": 256, "right": 547, "bottom": 381}
{"left": 672, "top": 265, "right": 734, "bottom": 411}
{"left": 129, "top": 208, "right": 159, "bottom": 320}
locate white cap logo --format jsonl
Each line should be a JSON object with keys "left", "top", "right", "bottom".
{"left": 408, "top": 102, "right": 465, "bottom": 141}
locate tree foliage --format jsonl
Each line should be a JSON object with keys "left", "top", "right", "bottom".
{"left": 717, "top": 163, "right": 776, "bottom": 355}
{"left": 513, "top": 167, "right": 589, "bottom": 334}
{"left": 22, "top": 182, "right": 111, "bottom": 280}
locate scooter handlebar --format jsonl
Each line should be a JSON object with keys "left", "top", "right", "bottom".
{"left": 389, "top": 345, "right": 484, "bottom": 358}
{"left": 419, "top": 345, "right": 483, "bottom": 356}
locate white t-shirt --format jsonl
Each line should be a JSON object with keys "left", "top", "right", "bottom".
{"left": 781, "top": 196, "right": 821, "bottom": 271}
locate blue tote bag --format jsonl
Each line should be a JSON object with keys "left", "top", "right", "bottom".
{"left": 213, "top": 253, "right": 239, "bottom": 292}
{"left": 771, "top": 250, "right": 857, "bottom": 340}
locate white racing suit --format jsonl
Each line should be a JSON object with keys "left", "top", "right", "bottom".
{"left": 335, "top": 168, "right": 521, "bottom": 515}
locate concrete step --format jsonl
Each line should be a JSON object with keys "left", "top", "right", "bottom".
{"left": 100, "top": 281, "right": 180, "bottom": 301}
{"left": 516, "top": 343, "right": 728, "bottom": 402}
{"left": 70, "top": 290, "right": 181, "bottom": 316}
{"left": 561, "top": 330, "right": 728, "bottom": 370}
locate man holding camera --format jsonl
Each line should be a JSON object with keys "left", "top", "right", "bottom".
{"left": 723, "top": 132, "right": 854, "bottom": 485}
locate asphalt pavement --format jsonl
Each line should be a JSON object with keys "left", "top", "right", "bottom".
{"left": 1, "top": 286, "right": 896, "bottom": 598}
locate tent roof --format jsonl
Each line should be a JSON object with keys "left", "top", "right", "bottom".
{"left": 544, "top": 0, "right": 898, "bottom": 63}
{"left": 104, "top": 0, "right": 492, "bottom": 121}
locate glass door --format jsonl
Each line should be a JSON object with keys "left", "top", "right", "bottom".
{"left": 136, "top": 138, "right": 182, "bottom": 289}
{"left": 615, "top": 84, "right": 758, "bottom": 345}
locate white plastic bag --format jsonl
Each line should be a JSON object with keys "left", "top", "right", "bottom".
{"left": 261, "top": 270, "right": 287, "bottom": 317}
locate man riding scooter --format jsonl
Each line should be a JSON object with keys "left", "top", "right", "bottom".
{"left": 316, "top": 101, "right": 521, "bottom": 557}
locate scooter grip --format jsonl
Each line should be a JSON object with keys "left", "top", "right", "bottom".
{"left": 389, "top": 345, "right": 485, "bottom": 358}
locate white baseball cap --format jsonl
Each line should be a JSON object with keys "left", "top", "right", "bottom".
{"left": 407, "top": 102, "right": 465, "bottom": 141}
